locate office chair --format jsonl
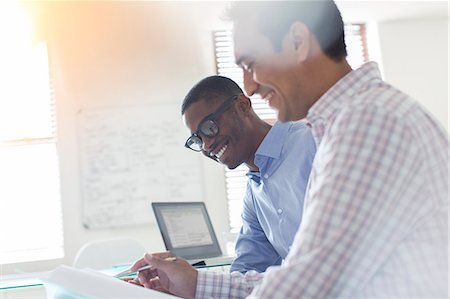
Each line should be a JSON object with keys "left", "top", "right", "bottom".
{"left": 73, "top": 237, "right": 147, "bottom": 270}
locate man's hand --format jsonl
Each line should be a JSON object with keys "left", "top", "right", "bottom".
{"left": 130, "top": 252, "right": 198, "bottom": 299}
{"left": 121, "top": 276, "right": 143, "bottom": 286}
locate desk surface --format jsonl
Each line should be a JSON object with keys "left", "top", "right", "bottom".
{"left": 0, "top": 272, "right": 47, "bottom": 290}
{"left": 0, "top": 266, "right": 124, "bottom": 291}
{"left": 0, "top": 262, "right": 231, "bottom": 291}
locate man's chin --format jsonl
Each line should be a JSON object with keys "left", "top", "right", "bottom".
{"left": 226, "top": 162, "right": 239, "bottom": 170}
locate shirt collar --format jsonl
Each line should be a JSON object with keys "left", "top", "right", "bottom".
{"left": 246, "top": 171, "right": 261, "bottom": 183}
{"left": 255, "top": 121, "right": 291, "bottom": 160}
{"left": 247, "top": 121, "right": 294, "bottom": 178}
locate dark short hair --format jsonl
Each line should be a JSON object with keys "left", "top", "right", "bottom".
{"left": 226, "top": 0, "right": 347, "bottom": 62}
{"left": 181, "top": 76, "right": 243, "bottom": 115}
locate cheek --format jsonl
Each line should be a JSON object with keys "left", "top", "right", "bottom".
{"left": 253, "top": 57, "right": 285, "bottom": 82}
{"left": 252, "top": 60, "right": 273, "bottom": 83}
{"left": 253, "top": 68, "right": 271, "bottom": 85}
{"left": 226, "top": 118, "right": 245, "bottom": 143}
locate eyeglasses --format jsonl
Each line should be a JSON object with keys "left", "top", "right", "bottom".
{"left": 185, "top": 94, "right": 240, "bottom": 152}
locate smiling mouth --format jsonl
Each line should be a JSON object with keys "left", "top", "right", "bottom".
{"left": 263, "top": 91, "right": 275, "bottom": 103}
{"left": 209, "top": 144, "right": 228, "bottom": 160}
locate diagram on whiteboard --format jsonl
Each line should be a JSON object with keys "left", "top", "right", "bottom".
{"left": 77, "top": 104, "right": 204, "bottom": 229}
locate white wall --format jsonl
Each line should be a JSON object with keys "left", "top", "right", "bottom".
{"left": 3, "top": 1, "right": 447, "bottom": 275}
{"left": 377, "top": 17, "right": 448, "bottom": 130}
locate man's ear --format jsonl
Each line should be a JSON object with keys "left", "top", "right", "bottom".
{"left": 289, "top": 21, "right": 310, "bottom": 63}
{"left": 236, "top": 95, "right": 252, "bottom": 115}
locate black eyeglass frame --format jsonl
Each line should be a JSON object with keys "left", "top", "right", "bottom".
{"left": 184, "top": 94, "right": 241, "bottom": 152}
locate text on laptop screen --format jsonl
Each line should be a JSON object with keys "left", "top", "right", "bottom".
{"left": 152, "top": 202, "right": 223, "bottom": 260}
{"left": 161, "top": 207, "right": 213, "bottom": 248}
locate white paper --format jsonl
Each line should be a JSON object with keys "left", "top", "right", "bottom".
{"left": 40, "top": 265, "right": 180, "bottom": 299}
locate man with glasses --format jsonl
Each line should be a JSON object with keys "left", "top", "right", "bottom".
{"left": 183, "top": 75, "right": 315, "bottom": 274}
{"left": 131, "top": 1, "right": 447, "bottom": 298}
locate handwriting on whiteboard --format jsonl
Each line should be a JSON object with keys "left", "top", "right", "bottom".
{"left": 78, "top": 104, "right": 203, "bottom": 229}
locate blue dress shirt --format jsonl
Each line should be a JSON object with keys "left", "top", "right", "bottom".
{"left": 230, "top": 121, "right": 316, "bottom": 273}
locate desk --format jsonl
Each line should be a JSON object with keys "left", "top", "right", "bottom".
{"left": 0, "top": 272, "right": 47, "bottom": 298}
{"left": 1, "top": 272, "right": 46, "bottom": 289}
{"left": 0, "top": 264, "right": 132, "bottom": 290}
{"left": 0, "top": 263, "right": 231, "bottom": 298}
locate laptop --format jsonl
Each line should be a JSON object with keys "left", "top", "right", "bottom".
{"left": 151, "top": 202, "right": 235, "bottom": 268}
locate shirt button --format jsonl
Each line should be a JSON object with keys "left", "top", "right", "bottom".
{"left": 264, "top": 174, "right": 269, "bottom": 179}
{"left": 277, "top": 208, "right": 283, "bottom": 214}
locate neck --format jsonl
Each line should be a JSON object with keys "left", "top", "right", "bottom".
{"left": 303, "top": 56, "right": 352, "bottom": 108}
{"left": 245, "top": 119, "right": 272, "bottom": 172}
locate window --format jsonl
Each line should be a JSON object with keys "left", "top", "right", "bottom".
{"left": 214, "top": 24, "right": 369, "bottom": 232}
{"left": 0, "top": 2, "right": 63, "bottom": 264}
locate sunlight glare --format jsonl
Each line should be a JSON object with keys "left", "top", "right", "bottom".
{"left": 0, "top": 2, "right": 52, "bottom": 141}
{"left": 0, "top": 1, "right": 32, "bottom": 56}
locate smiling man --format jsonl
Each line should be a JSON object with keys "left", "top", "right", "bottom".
{"left": 131, "top": 1, "right": 448, "bottom": 298}
{"left": 182, "top": 75, "right": 315, "bottom": 274}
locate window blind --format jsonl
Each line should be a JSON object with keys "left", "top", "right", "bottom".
{"left": 214, "top": 24, "right": 369, "bottom": 232}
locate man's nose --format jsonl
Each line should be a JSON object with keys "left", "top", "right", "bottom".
{"left": 201, "top": 135, "right": 215, "bottom": 153}
{"left": 243, "top": 69, "right": 258, "bottom": 97}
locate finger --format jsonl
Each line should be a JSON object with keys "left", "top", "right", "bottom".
{"left": 132, "top": 251, "right": 172, "bottom": 272}
{"left": 148, "top": 277, "right": 162, "bottom": 289}
{"left": 130, "top": 255, "right": 149, "bottom": 272}
{"left": 144, "top": 251, "right": 172, "bottom": 261}
{"left": 139, "top": 273, "right": 155, "bottom": 289}
{"left": 137, "top": 267, "right": 158, "bottom": 285}
{"left": 143, "top": 253, "right": 176, "bottom": 270}
{"left": 126, "top": 277, "right": 143, "bottom": 286}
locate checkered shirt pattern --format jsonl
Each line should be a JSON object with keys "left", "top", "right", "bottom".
{"left": 195, "top": 62, "right": 448, "bottom": 299}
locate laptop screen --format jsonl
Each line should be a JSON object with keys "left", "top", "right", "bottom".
{"left": 151, "top": 202, "right": 222, "bottom": 260}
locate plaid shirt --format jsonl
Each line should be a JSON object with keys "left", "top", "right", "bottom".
{"left": 196, "top": 62, "right": 448, "bottom": 299}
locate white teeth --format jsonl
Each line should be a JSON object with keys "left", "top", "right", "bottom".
{"left": 264, "top": 92, "right": 274, "bottom": 102}
{"left": 215, "top": 144, "right": 228, "bottom": 159}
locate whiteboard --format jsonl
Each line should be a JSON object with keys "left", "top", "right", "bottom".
{"left": 77, "top": 104, "right": 204, "bottom": 229}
